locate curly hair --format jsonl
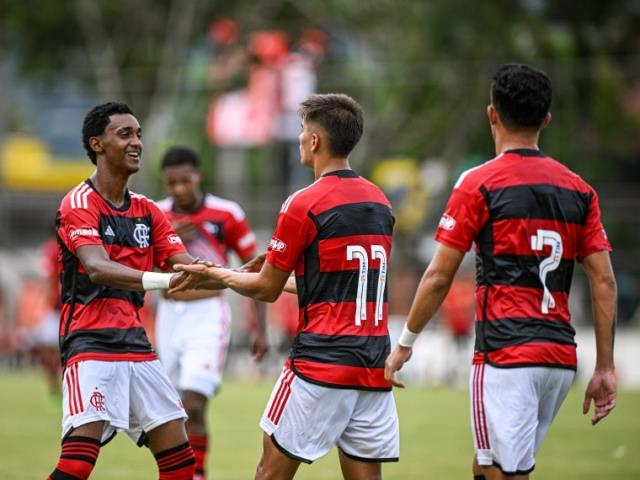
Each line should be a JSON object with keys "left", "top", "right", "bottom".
{"left": 82, "top": 102, "right": 134, "bottom": 165}
{"left": 491, "top": 64, "right": 552, "bottom": 131}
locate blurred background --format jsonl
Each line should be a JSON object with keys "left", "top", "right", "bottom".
{"left": 0, "top": 0, "right": 639, "bottom": 390}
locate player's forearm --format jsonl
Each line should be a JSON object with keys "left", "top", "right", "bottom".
{"left": 219, "top": 270, "right": 281, "bottom": 302}
{"left": 83, "top": 257, "right": 147, "bottom": 290}
{"left": 590, "top": 274, "right": 617, "bottom": 370}
{"left": 405, "top": 268, "right": 454, "bottom": 334}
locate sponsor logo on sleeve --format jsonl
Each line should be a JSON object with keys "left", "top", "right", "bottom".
{"left": 168, "top": 234, "right": 183, "bottom": 245}
{"left": 438, "top": 213, "right": 457, "bottom": 231}
{"left": 268, "top": 237, "right": 287, "bottom": 252}
{"left": 70, "top": 228, "right": 100, "bottom": 240}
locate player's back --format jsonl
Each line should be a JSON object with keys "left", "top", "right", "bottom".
{"left": 272, "top": 170, "right": 394, "bottom": 390}
{"left": 438, "top": 149, "right": 610, "bottom": 369}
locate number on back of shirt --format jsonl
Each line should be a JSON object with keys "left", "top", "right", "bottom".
{"left": 531, "top": 229, "right": 563, "bottom": 314}
{"left": 346, "top": 245, "right": 387, "bottom": 326}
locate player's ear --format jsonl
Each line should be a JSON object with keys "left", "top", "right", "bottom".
{"left": 487, "top": 104, "right": 498, "bottom": 126}
{"left": 89, "top": 137, "right": 104, "bottom": 154}
{"left": 310, "top": 132, "right": 320, "bottom": 152}
{"left": 540, "top": 112, "right": 552, "bottom": 130}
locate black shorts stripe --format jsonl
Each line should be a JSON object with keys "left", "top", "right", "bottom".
{"left": 339, "top": 447, "right": 399, "bottom": 463}
{"left": 484, "top": 184, "right": 590, "bottom": 225}
{"left": 270, "top": 434, "right": 313, "bottom": 464}
{"left": 477, "top": 255, "right": 574, "bottom": 293}
{"left": 61, "top": 327, "right": 153, "bottom": 363}
{"left": 292, "top": 333, "right": 390, "bottom": 368}
{"left": 297, "top": 269, "right": 388, "bottom": 307}
{"left": 311, "top": 202, "right": 394, "bottom": 239}
{"left": 475, "top": 317, "right": 576, "bottom": 352}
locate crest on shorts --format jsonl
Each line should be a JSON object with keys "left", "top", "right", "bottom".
{"left": 90, "top": 390, "right": 106, "bottom": 412}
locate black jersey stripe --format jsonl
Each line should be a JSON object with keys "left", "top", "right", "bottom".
{"left": 292, "top": 333, "right": 390, "bottom": 368}
{"left": 476, "top": 254, "right": 574, "bottom": 293}
{"left": 297, "top": 269, "right": 388, "bottom": 307}
{"left": 61, "top": 270, "right": 144, "bottom": 308}
{"left": 99, "top": 214, "right": 152, "bottom": 248}
{"left": 310, "top": 202, "right": 394, "bottom": 239}
{"left": 484, "top": 184, "right": 591, "bottom": 225}
{"left": 60, "top": 327, "right": 153, "bottom": 363}
{"left": 474, "top": 317, "right": 576, "bottom": 352}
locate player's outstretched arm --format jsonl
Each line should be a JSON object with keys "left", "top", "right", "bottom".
{"left": 77, "top": 244, "right": 179, "bottom": 290}
{"left": 581, "top": 250, "right": 617, "bottom": 425}
{"left": 171, "top": 261, "right": 291, "bottom": 303}
{"left": 385, "top": 244, "right": 464, "bottom": 388}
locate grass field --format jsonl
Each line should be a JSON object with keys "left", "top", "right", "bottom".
{"left": 1, "top": 369, "right": 638, "bottom": 479}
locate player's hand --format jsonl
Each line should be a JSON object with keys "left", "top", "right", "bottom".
{"left": 583, "top": 368, "right": 617, "bottom": 425}
{"left": 250, "top": 331, "right": 269, "bottom": 362}
{"left": 384, "top": 345, "right": 413, "bottom": 388}
{"left": 169, "top": 263, "right": 217, "bottom": 293}
{"left": 240, "top": 253, "right": 266, "bottom": 273}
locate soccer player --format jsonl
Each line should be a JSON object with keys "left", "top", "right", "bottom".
{"left": 171, "top": 94, "right": 399, "bottom": 480}
{"left": 385, "top": 64, "right": 617, "bottom": 480}
{"left": 156, "top": 145, "right": 267, "bottom": 479}
{"left": 47, "top": 102, "right": 208, "bottom": 480}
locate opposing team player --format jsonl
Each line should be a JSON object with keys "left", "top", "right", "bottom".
{"left": 171, "top": 94, "right": 399, "bottom": 480}
{"left": 47, "top": 102, "right": 209, "bottom": 479}
{"left": 156, "top": 146, "right": 267, "bottom": 479}
{"left": 385, "top": 64, "right": 617, "bottom": 479}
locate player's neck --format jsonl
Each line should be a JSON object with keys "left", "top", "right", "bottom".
{"left": 494, "top": 130, "right": 541, "bottom": 156}
{"left": 313, "top": 157, "right": 351, "bottom": 179}
{"left": 90, "top": 169, "right": 130, "bottom": 207}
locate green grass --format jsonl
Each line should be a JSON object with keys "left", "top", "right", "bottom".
{"left": 1, "top": 369, "right": 638, "bottom": 479}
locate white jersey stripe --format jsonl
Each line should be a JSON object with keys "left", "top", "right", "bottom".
{"left": 70, "top": 183, "right": 89, "bottom": 209}
{"left": 81, "top": 185, "right": 92, "bottom": 209}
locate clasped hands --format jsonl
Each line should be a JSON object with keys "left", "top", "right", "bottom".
{"left": 168, "top": 254, "right": 266, "bottom": 293}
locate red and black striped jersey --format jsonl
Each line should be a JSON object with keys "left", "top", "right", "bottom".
{"left": 156, "top": 193, "right": 257, "bottom": 265}
{"left": 436, "top": 149, "right": 611, "bottom": 369}
{"left": 56, "top": 179, "right": 187, "bottom": 367}
{"left": 266, "top": 170, "right": 394, "bottom": 391}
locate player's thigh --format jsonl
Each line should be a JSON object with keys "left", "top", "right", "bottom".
{"left": 338, "top": 449, "right": 382, "bottom": 480}
{"left": 127, "top": 360, "right": 187, "bottom": 444}
{"left": 146, "top": 419, "right": 188, "bottom": 455}
{"left": 534, "top": 368, "right": 574, "bottom": 451}
{"left": 338, "top": 390, "right": 399, "bottom": 463}
{"left": 471, "top": 364, "right": 538, "bottom": 475}
{"left": 62, "top": 361, "right": 130, "bottom": 443}
{"left": 260, "top": 366, "right": 356, "bottom": 463}
{"left": 255, "top": 432, "right": 301, "bottom": 480}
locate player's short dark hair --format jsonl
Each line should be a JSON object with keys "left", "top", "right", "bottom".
{"left": 490, "top": 64, "right": 552, "bottom": 131}
{"left": 299, "top": 93, "right": 364, "bottom": 157}
{"left": 82, "top": 102, "right": 134, "bottom": 165}
{"left": 160, "top": 146, "right": 200, "bottom": 170}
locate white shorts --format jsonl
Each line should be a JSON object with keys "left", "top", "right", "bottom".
{"left": 155, "top": 296, "right": 231, "bottom": 397}
{"left": 470, "top": 363, "right": 574, "bottom": 475}
{"left": 260, "top": 366, "right": 399, "bottom": 464}
{"left": 62, "top": 360, "right": 187, "bottom": 445}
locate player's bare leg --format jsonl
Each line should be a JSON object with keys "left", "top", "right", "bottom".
{"left": 338, "top": 449, "right": 382, "bottom": 480}
{"left": 473, "top": 456, "right": 529, "bottom": 480}
{"left": 255, "top": 432, "right": 301, "bottom": 480}
{"left": 147, "top": 419, "right": 196, "bottom": 479}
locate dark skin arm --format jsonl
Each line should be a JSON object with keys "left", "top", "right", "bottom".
{"left": 76, "top": 245, "right": 217, "bottom": 290}
{"left": 239, "top": 253, "right": 269, "bottom": 362}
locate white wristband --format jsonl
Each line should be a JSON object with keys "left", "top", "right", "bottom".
{"left": 142, "top": 272, "right": 173, "bottom": 290}
{"left": 398, "top": 324, "right": 419, "bottom": 348}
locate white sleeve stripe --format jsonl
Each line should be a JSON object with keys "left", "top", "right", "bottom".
{"left": 81, "top": 186, "right": 91, "bottom": 208}
{"left": 281, "top": 181, "right": 317, "bottom": 213}
{"left": 71, "top": 183, "right": 90, "bottom": 209}
{"left": 238, "top": 232, "right": 256, "bottom": 249}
